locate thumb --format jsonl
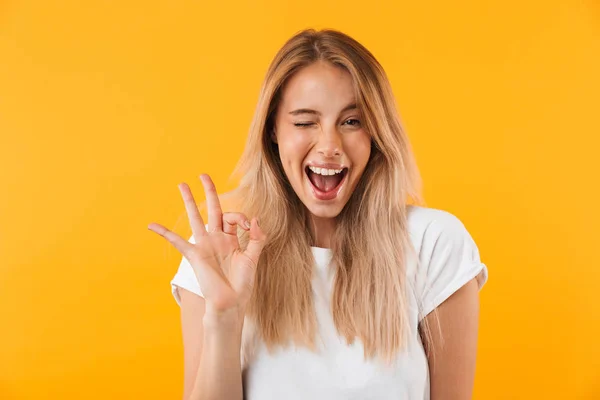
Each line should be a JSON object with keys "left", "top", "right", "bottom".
{"left": 243, "top": 217, "right": 267, "bottom": 265}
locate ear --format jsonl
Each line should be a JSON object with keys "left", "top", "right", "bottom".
{"left": 270, "top": 128, "right": 278, "bottom": 144}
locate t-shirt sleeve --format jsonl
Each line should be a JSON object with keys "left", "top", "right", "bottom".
{"left": 170, "top": 233, "right": 204, "bottom": 306}
{"left": 417, "top": 211, "right": 488, "bottom": 320}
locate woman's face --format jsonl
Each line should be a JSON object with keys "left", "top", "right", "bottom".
{"left": 272, "top": 61, "right": 372, "bottom": 219}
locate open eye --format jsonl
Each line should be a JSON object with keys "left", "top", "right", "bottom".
{"left": 343, "top": 119, "right": 361, "bottom": 127}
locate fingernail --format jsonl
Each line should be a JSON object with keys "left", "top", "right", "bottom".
{"left": 244, "top": 220, "right": 251, "bottom": 229}
{"left": 256, "top": 218, "right": 260, "bottom": 227}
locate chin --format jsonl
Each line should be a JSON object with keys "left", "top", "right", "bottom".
{"left": 304, "top": 202, "right": 345, "bottom": 219}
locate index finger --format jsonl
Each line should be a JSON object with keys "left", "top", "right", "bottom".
{"left": 200, "top": 174, "right": 223, "bottom": 232}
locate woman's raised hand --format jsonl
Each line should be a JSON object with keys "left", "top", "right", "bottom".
{"left": 148, "top": 174, "right": 266, "bottom": 318}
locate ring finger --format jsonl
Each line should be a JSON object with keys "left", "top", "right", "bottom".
{"left": 178, "top": 182, "right": 206, "bottom": 241}
{"left": 200, "top": 174, "right": 223, "bottom": 233}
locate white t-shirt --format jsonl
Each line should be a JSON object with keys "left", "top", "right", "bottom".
{"left": 170, "top": 205, "right": 489, "bottom": 399}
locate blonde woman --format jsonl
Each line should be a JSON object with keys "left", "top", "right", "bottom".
{"left": 148, "top": 28, "right": 488, "bottom": 400}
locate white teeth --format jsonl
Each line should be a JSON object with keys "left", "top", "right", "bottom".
{"left": 308, "top": 166, "right": 343, "bottom": 176}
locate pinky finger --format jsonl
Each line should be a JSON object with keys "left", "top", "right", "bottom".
{"left": 148, "top": 222, "right": 193, "bottom": 256}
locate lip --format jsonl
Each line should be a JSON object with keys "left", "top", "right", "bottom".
{"left": 305, "top": 166, "right": 348, "bottom": 201}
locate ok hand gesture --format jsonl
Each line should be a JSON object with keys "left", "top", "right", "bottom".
{"left": 148, "top": 174, "right": 266, "bottom": 318}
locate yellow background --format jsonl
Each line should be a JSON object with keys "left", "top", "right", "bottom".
{"left": 1, "top": 0, "right": 599, "bottom": 398}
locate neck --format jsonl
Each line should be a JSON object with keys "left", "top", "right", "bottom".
{"left": 308, "top": 214, "right": 336, "bottom": 248}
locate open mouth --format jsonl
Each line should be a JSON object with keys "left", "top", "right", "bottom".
{"left": 305, "top": 166, "right": 348, "bottom": 200}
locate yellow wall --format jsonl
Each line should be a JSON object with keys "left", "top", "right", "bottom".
{"left": 1, "top": 1, "right": 598, "bottom": 398}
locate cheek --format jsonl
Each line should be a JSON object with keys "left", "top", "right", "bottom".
{"left": 345, "top": 133, "right": 372, "bottom": 167}
{"left": 277, "top": 132, "right": 311, "bottom": 165}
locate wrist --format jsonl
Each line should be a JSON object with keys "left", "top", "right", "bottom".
{"left": 203, "top": 306, "right": 242, "bottom": 330}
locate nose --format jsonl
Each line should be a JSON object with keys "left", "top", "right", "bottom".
{"left": 316, "top": 126, "right": 342, "bottom": 158}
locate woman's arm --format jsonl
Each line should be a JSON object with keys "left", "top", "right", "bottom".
{"left": 421, "top": 277, "right": 481, "bottom": 400}
{"left": 179, "top": 287, "right": 244, "bottom": 400}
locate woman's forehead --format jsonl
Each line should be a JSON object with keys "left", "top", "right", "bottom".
{"left": 279, "top": 64, "right": 357, "bottom": 115}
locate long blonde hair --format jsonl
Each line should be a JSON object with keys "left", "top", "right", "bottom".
{"left": 221, "top": 28, "right": 424, "bottom": 364}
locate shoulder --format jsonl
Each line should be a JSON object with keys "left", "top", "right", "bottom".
{"left": 406, "top": 204, "right": 481, "bottom": 264}
{"left": 407, "top": 204, "right": 458, "bottom": 226}
{"left": 406, "top": 205, "right": 471, "bottom": 248}
{"left": 405, "top": 205, "right": 488, "bottom": 319}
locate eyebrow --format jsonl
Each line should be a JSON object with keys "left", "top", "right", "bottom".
{"left": 288, "top": 103, "right": 357, "bottom": 116}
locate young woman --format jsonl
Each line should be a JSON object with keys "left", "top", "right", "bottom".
{"left": 148, "top": 28, "right": 488, "bottom": 400}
